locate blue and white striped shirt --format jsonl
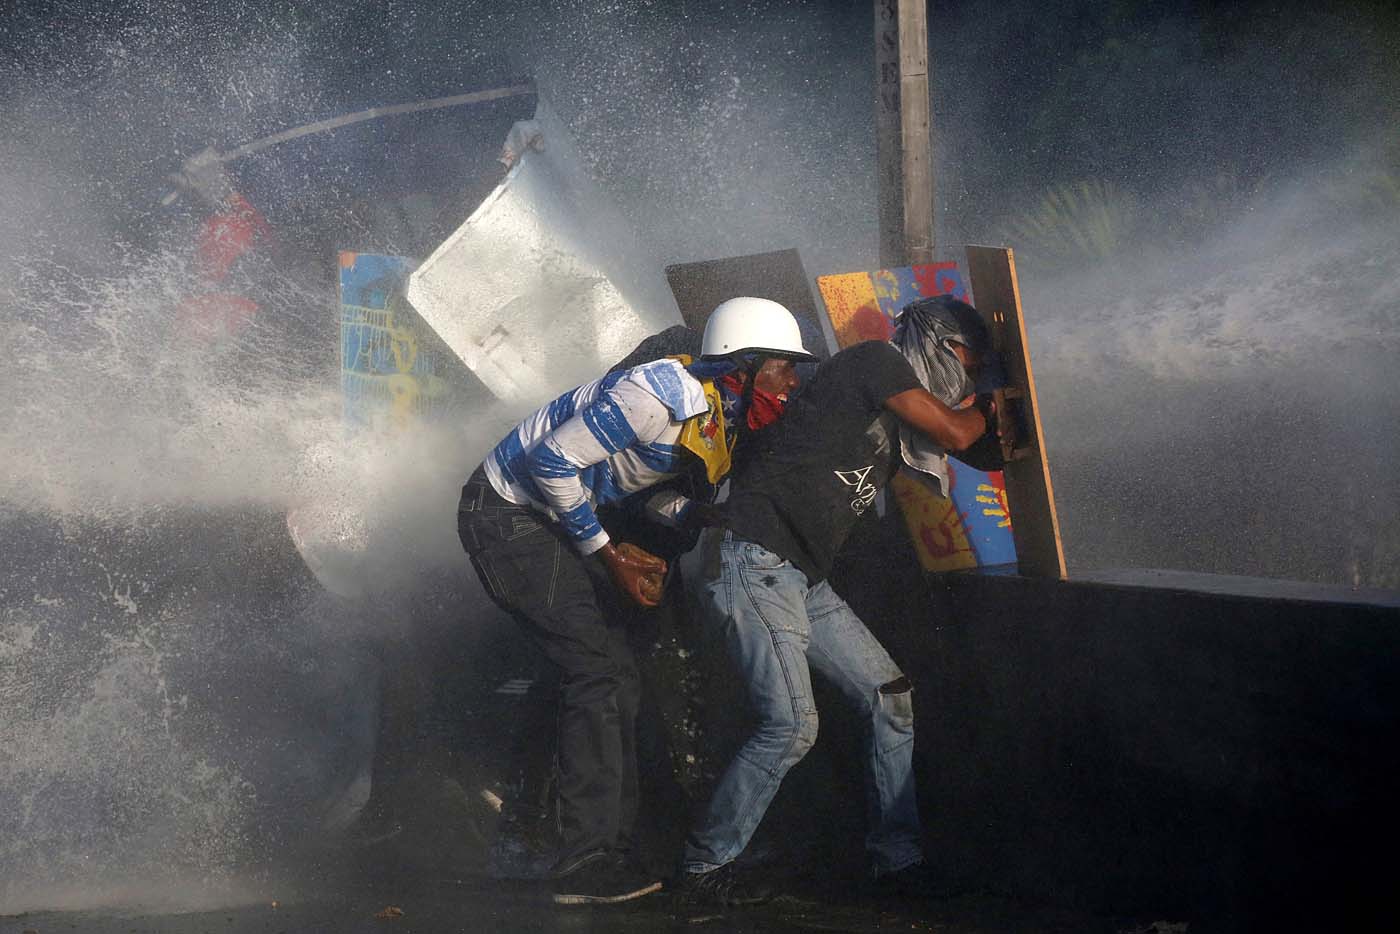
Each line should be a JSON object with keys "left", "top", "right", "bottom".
{"left": 482, "top": 359, "right": 711, "bottom": 555}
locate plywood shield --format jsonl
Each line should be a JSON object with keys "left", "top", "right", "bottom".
{"left": 817, "top": 262, "right": 1017, "bottom": 573}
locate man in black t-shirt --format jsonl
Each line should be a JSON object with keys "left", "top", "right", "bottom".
{"left": 673, "top": 296, "right": 994, "bottom": 907}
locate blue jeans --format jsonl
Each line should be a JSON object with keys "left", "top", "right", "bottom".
{"left": 681, "top": 530, "right": 922, "bottom": 875}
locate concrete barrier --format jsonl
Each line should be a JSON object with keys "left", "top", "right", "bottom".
{"left": 831, "top": 514, "right": 1400, "bottom": 926}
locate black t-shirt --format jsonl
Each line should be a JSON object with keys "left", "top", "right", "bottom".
{"left": 721, "top": 340, "right": 923, "bottom": 583}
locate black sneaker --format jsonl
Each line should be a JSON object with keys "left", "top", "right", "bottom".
{"left": 673, "top": 864, "right": 774, "bottom": 909}
{"left": 550, "top": 852, "right": 663, "bottom": 905}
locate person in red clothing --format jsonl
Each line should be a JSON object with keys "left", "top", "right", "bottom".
{"left": 170, "top": 147, "right": 273, "bottom": 342}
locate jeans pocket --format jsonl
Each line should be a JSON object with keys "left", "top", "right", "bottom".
{"left": 502, "top": 511, "right": 545, "bottom": 541}
{"left": 738, "top": 540, "right": 787, "bottom": 570}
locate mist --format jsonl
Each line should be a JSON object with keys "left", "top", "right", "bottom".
{"left": 1027, "top": 168, "right": 1400, "bottom": 587}
{"left": 2, "top": 0, "right": 1398, "bottom": 915}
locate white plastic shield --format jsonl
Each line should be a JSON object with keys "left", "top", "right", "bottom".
{"left": 406, "top": 103, "right": 682, "bottom": 406}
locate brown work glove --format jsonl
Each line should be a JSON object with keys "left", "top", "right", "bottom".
{"left": 596, "top": 541, "right": 668, "bottom": 608}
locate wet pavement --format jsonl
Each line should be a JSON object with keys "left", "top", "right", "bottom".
{"left": 1, "top": 877, "right": 1206, "bottom": 934}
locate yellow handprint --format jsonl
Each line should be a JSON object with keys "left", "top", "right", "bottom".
{"left": 976, "top": 482, "right": 1011, "bottom": 529}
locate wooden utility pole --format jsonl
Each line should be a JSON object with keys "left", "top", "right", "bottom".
{"left": 875, "top": 0, "right": 934, "bottom": 266}
{"left": 874, "top": 0, "right": 904, "bottom": 267}
{"left": 898, "top": 0, "right": 933, "bottom": 264}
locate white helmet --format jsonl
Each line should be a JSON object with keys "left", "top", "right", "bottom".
{"left": 700, "top": 297, "right": 816, "bottom": 361}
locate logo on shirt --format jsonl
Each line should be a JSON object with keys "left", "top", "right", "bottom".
{"left": 834, "top": 465, "right": 878, "bottom": 515}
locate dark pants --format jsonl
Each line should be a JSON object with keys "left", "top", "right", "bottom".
{"left": 458, "top": 469, "right": 641, "bottom": 870}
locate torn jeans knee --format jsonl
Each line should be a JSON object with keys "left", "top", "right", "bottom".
{"left": 876, "top": 676, "right": 914, "bottom": 749}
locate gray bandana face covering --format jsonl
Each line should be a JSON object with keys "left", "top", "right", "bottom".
{"left": 891, "top": 298, "right": 978, "bottom": 406}
{"left": 890, "top": 296, "right": 986, "bottom": 495}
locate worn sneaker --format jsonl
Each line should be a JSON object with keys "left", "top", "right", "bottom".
{"left": 673, "top": 863, "right": 774, "bottom": 909}
{"left": 550, "top": 852, "right": 663, "bottom": 905}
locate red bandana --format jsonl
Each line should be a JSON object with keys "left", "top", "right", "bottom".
{"left": 718, "top": 373, "right": 787, "bottom": 431}
{"left": 745, "top": 387, "right": 787, "bottom": 430}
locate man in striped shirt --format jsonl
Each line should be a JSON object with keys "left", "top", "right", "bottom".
{"left": 457, "top": 298, "right": 816, "bottom": 905}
